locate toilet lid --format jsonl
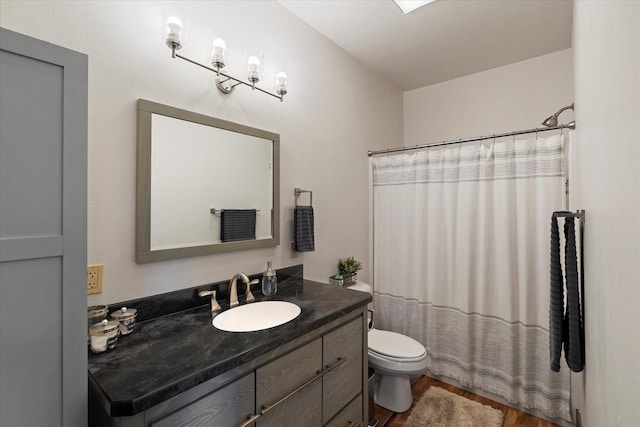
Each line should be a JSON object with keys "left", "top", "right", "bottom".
{"left": 368, "top": 329, "right": 426, "bottom": 359}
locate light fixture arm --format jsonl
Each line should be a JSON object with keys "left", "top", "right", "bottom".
{"left": 170, "top": 46, "right": 284, "bottom": 102}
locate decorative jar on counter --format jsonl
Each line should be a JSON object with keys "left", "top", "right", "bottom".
{"left": 89, "top": 319, "right": 119, "bottom": 353}
{"left": 110, "top": 307, "right": 137, "bottom": 335}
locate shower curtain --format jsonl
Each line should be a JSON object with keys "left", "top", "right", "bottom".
{"left": 372, "top": 133, "right": 571, "bottom": 421}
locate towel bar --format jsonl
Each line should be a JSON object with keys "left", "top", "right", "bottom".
{"left": 553, "top": 209, "right": 585, "bottom": 223}
{"left": 210, "top": 208, "right": 260, "bottom": 215}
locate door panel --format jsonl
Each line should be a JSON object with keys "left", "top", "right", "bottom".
{"left": 0, "top": 27, "right": 87, "bottom": 427}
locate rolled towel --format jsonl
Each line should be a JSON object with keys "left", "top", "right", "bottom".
{"left": 294, "top": 206, "right": 315, "bottom": 252}
{"left": 549, "top": 214, "right": 564, "bottom": 372}
{"left": 563, "top": 217, "right": 584, "bottom": 372}
{"left": 220, "top": 209, "right": 256, "bottom": 242}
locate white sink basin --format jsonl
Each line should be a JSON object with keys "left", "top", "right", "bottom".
{"left": 212, "top": 301, "right": 301, "bottom": 332}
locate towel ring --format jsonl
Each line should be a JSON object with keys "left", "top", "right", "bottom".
{"left": 295, "top": 188, "right": 313, "bottom": 206}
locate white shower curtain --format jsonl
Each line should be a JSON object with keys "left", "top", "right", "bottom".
{"left": 372, "top": 133, "right": 571, "bottom": 421}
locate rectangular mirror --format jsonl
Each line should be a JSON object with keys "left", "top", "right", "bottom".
{"left": 136, "top": 99, "right": 280, "bottom": 263}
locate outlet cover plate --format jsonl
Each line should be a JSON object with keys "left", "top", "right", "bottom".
{"left": 87, "top": 265, "right": 103, "bottom": 295}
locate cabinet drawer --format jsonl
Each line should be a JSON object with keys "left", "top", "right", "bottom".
{"left": 325, "top": 394, "right": 363, "bottom": 427}
{"left": 150, "top": 373, "right": 254, "bottom": 427}
{"left": 256, "top": 338, "right": 322, "bottom": 427}
{"left": 323, "top": 317, "right": 363, "bottom": 422}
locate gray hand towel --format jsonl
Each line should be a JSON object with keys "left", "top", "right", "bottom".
{"left": 220, "top": 209, "right": 256, "bottom": 242}
{"left": 549, "top": 215, "right": 564, "bottom": 372}
{"left": 563, "top": 217, "right": 585, "bottom": 372}
{"left": 294, "top": 206, "right": 315, "bottom": 252}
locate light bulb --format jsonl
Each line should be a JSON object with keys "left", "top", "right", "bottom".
{"left": 276, "top": 71, "right": 288, "bottom": 85}
{"left": 274, "top": 65, "right": 290, "bottom": 97}
{"left": 167, "top": 16, "right": 183, "bottom": 33}
{"left": 248, "top": 55, "right": 260, "bottom": 72}
{"left": 245, "top": 49, "right": 263, "bottom": 84}
{"left": 165, "top": 16, "right": 184, "bottom": 48}
{"left": 210, "top": 37, "right": 227, "bottom": 69}
{"left": 212, "top": 38, "right": 226, "bottom": 53}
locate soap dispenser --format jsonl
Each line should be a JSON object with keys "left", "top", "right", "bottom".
{"left": 261, "top": 261, "right": 278, "bottom": 296}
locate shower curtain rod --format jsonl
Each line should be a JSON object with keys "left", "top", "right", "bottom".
{"left": 367, "top": 122, "right": 576, "bottom": 157}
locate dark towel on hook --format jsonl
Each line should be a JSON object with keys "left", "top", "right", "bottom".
{"left": 220, "top": 209, "right": 256, "bottom": 242}
{"left": 563, "top": 217, "right": 585, "bottom": 372}
{"left": 294, "top": 206, "right": 315, "bottom": 252}
{"left": 549, "top": 214, "right": 564, "bottom": 372}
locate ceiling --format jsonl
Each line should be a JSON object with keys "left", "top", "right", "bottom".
{"left": 278, "top": 0, "right": 573, "bottom": 91}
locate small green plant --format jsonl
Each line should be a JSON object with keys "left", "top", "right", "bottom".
{"left": 338, "top": 257, "right": 362, "bottom": 275}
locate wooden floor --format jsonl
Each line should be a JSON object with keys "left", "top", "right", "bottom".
{"left": 372, "top": 376, "right": 561, "bottom": 427}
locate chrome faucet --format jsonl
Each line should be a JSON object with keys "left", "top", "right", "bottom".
{"left": 229, "top": 272, "right": 259, "bottom": 307}
{"left": 198, "top": 289, "right": 221, "bottom": 312}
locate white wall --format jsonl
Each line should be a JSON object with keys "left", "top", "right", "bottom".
{"left": 404, "top": 49, "right": 574, "bottom": 146}
{"left": 0, "top": 1, "right": 403, "bottom": 303}
{"left": 573, "top": 2, "right": 640, "bottom": 426}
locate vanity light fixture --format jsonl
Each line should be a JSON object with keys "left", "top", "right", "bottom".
{"left": 162, "top": 15, "right": 290, "bottom": 102}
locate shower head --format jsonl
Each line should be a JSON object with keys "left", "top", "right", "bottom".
{"left": 542, "top": 103, "right": 574, "bottom": 127}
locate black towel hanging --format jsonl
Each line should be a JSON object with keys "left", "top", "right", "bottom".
{"left": 549, "top": 210, "right": 585, "bottom": 372}
{"left": 563, "top": 217, "right": 584, "bottom": 372}
{"left": 294, "top": 188, "right": 314, "bottom": 252}
{"left": 549, "top": 215, "right": 564, "bottom": 372}
{"left": 220, "top": 209, "right": 257, "bottom": 242}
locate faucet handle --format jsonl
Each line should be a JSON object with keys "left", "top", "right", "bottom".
{"left": 198, "top": 290, "right": 222, "bottom": 312}
{"left": 245, "top": 279, "right": 259, "bottom": 303}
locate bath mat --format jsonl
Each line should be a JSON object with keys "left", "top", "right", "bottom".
{"left": 404, "top": 386, "right": 504, "bottom": 427}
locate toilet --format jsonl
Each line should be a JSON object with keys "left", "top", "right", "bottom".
{"left": 349, "top": 282, "right": 428, "bottom": 413}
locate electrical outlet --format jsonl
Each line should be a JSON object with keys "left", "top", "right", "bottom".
{"left": 87, "top": 265, "right": 103, "bottom": 295}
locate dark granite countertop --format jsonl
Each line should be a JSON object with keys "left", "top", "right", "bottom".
{"left": 88, "top": 275, "right": 370, "bottom": 417}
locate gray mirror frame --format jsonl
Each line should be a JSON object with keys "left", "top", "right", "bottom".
{"left": 136, "top": 99, "right": 280, "bottom": 263}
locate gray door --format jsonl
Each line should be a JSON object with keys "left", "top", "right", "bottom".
{"left": 0, "top": 27, "right": 87, "bottom": 427}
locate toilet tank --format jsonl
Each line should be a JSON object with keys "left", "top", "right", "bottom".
{"left": 348, "top": 282, "right": 373, "bottom": 311}
{"left": 347, "top": 282, "right": 374, "bottom": 326}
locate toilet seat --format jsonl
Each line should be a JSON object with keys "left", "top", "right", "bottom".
{"left": 368, "top": 328, "right": 426, "bottom": 360}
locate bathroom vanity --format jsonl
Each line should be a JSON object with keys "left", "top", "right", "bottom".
{"left": 88, "top": 266, "right": 370, "bottom": 427}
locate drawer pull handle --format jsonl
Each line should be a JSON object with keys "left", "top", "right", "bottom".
{"left": 326, "top": 357, "right": 346, "bottom": 371}
{"left": 241, "top": 413, "right": 261, "bottom": 426}
{"left": 236, "top": 357, "right": 349, "bottom": 427}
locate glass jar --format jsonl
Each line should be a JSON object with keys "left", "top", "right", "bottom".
{"left": 111, "top": 307, "right": 138, "bottom": 336}
{"left": 89, "top": 319, "right": 120, "bottom": 353}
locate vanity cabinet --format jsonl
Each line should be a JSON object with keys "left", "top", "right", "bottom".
{"left": 256, "top": 338, "right": 322, "bottom": 426}
{"left": 254, "top": 317, "right": 363, "bottom": 427}
{"left": 323, "top": 317, "right": 363, "bottom": 423}
{"left": 91, "top": 310, "right": 367, "bottom": 427}
{"left": 150, "top": 373, "right": 255, "bottom": 427}
{"left": 325, "top": 394, "right": 363, "bottom": 427}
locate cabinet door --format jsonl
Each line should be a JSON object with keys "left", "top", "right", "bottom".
{"left": 150, "top": 373, "right": 255, "bottom": 427}
{"left": 325, "top": 394, "right": 362, "bottom": 427}
{"left": 256, "top": 339, "right": 322, "bottom": 427}
{"left": 0, "top": 28, "right": 87, "bottom": 427}
{"left": 323, "top": 318, "right": 363, "bottom": 423}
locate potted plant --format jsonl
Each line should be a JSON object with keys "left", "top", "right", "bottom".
{"left": 338, "top": 257, "right": 362, "bottom": 286}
